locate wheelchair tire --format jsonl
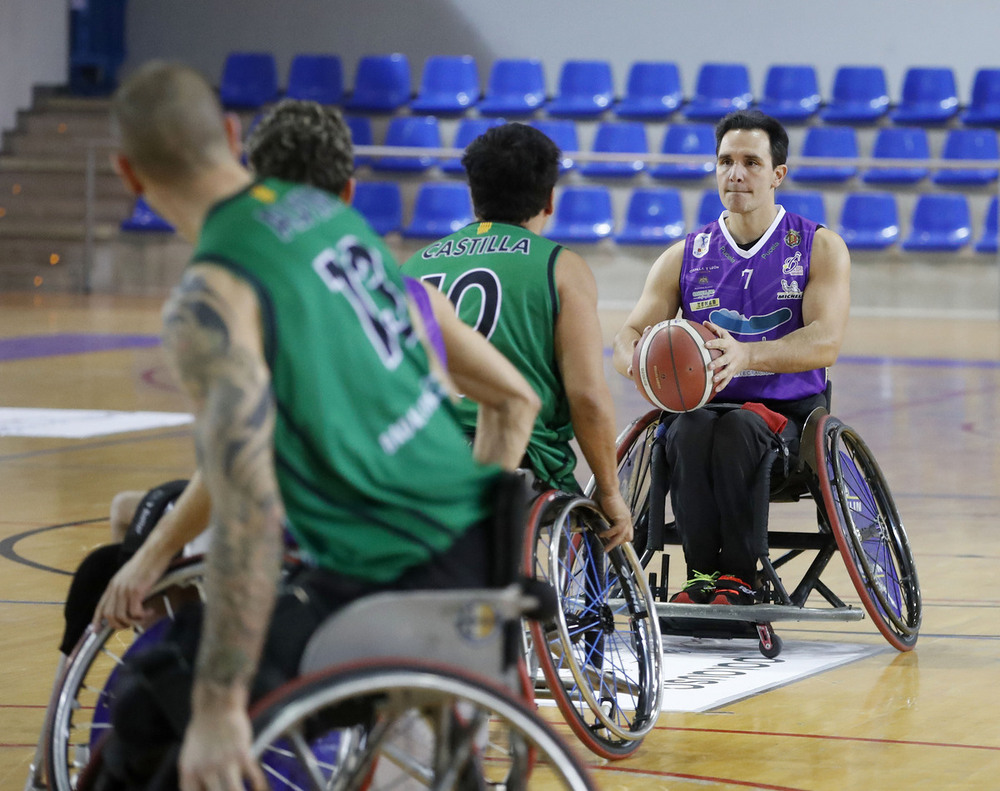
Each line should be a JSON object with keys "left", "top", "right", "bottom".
{"left": 249, "top": 658, "right": 598, "bottom": 790}
{"left": 523, "top": 490, "right": 662, "bottom": 760}
{"left": 44, "top": 559, "right": 206, "bottom": 791}
{"left": 815, "top": 415, "right": 922, "bottom": 650}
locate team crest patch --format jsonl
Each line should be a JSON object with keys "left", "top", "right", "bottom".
{"left": 477, "top": 221, "right": 493, "bottom": 234}
{"left": 693, "top": 232, "right": 712, "bottom": 258}
{"left": 784, "top": 229, "right": 801, "bottom": 247}
{"left": 250, "top": 185, "right": 278, "bottom": 204}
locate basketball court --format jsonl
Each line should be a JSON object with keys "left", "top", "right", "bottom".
{"left": 1, "top": 291, "right": 998, "bottom": 789}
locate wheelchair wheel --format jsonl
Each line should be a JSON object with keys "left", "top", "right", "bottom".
{"left": 250, "top": 659, "right": 598, "bottom": 790}
{"left": 524, "top": 490, "right": 662, "bottom": 760}
{"left": 815, "top": 415, "right": 922, "bottom": 650}
{"left": 44, "top": 560, "right": 206, "bottom": 791}
{"left": 600, "top": 409, "right": 661, "bottom": 562}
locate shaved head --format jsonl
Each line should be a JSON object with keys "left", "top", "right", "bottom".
{"left": 111, "top": 61, "right": 233, "bottom": 184}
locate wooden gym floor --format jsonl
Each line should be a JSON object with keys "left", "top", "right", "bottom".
{"left": 0, "top": 290, "right": 998, "bottom": 789}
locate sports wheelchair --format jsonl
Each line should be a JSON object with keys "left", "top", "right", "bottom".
{"left": 598, "top": 402, "right": 922, "bottom": 658}
{"left": 29, "top": 557, "right": 207, "bottom": 791}
{"left": 521, "top": 489, "right": 663, "bottom": 760}
{"left": 36, "top": 499, "right": 601, "bottom": 789}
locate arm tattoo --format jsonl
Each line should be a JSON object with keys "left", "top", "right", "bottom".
{"left": 164, "top": 270, "right": 285, "bottom": 690}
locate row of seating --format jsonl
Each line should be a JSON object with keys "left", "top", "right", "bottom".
{"left": 122, "top": 186, "right": 999, "bottom": 254}
{"left": 342, "top": 115, "right": 1000, "bottom": 185}
{"left": 220, "top": 51, "right": 1000, "bottom": 127}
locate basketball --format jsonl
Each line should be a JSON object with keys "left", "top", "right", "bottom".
{"left": 631, "top": 319, "right": 722, "bottom": 412}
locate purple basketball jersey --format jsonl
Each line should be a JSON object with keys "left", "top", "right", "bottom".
{"left": 680, "top": 208, "right": 827, "bottom": 402}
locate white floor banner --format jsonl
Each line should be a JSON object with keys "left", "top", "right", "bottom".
{"left": 0, "top": 408, "right": 193, "bottom": 438}
{"left": 657, "top": 635, "right": 885, "bottom": 712}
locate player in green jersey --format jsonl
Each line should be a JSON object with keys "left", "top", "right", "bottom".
{"left": 402, "top": 122, "right": 632, "bottom": 551}
{"left": 99, "top": 63, "right": 539, "bottom": 791}
{"left": 90, "top": 99, "right": 537, "bottom": 633}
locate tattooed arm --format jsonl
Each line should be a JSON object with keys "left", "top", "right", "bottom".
{"left": 165, "top": 264, "right": 283, "bottom": 791}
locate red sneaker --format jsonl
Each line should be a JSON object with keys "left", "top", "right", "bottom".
{"left": 709, "top": 575, "right": 756, "bottom": 605}
{"left": 669, "top": 571, "right": 719, "bottom": 604}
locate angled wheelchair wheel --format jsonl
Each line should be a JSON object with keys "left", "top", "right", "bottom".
{"left": 250, "top": 659, "right": 598, "bottom": 790}
{"left": 591, "top": 409, "right": 663, "bottom": 564}
{"left": 44, "top": 559, "right": 206, "bottom": 791}
{"left": 815, "top": 415, "right": 922, "bottom": 650}
{"left": 523, "top": 490, "right": 662, "bottom": 760}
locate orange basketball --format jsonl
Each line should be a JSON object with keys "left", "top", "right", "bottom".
{"left": 631, "top": 319, "right": 722, "bottom": 412}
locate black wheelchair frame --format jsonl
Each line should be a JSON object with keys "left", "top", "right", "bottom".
{"left": 606, "top": 403, "right": 922, "bottom": 658}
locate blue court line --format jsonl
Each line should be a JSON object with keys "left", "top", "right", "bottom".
{"left": 0, "top": 599, "right": 62, "bottom": 605}
{"left": 0, "top": 333, "right": 160, "bottom": 361}
{"left": 839, "top": 355, "right": 1000, "bottom": 369}
{"left": 603, "top": 346, "right": 1000, "bottom": 369}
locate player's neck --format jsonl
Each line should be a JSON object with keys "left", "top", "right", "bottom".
{"left": 723, "top": 203, "right": 780, "bottom": 246}
{"left": 145, "top": 162, "right": 253, "bottom": 243}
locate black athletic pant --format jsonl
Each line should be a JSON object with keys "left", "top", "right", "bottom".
{"left": 94, "top": 516, "right": 495, "bottom": 791}
{"left": 60, "top": 480, "right": 188, "bottom": 655}
{"left": 663, "top": 394, "right": 826, "bottom": 584}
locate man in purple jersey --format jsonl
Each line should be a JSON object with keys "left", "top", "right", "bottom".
{"left": 612, "top": 109, "right": 851, "bottom": 605}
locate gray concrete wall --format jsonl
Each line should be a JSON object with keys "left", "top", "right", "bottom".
{"left": 0, "top": 1, "right": 68, "bottom": 135}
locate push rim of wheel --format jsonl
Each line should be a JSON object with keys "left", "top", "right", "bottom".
{"left": 44, "top": 562, "right": 206, "bottom": 791}
{"left": 251, "top": 660, "right": 598, "bottom": 790}
{"left": 527, "top": 493, "right": 661, "bottom": 758}
{"left": 815, "top": 415, "right": 921, "bottom": 650}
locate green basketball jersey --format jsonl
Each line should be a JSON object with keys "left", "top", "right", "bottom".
{"left": 402, "top": 221, "right": 578, "bottom": 492}
{"left": 192, "top": 178, "right": 498, "bottom": 583}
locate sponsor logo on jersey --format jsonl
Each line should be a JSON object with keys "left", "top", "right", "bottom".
{"left": 782, "top": 250, "right": 804, "bottom": 276}
{"left": 777, "top": 278, "right": 803, "bottom": 299}
{"left": 692, "top": 288, "right": 716, "bottom": 300}
{"left": 693, "top": 232, "right": 712, "bottom": 258}
{"left": 689, "top": 298, "right": 720, "bottom": 311}
{"left": 785, "top": 229, "right": 801, "bottom": 247}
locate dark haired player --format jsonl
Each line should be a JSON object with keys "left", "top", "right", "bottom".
{"left": 612, "top": 109, "right": 851, "bottom": 605}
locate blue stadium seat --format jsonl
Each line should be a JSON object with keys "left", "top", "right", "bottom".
{"left": 790, "top": 126, "right": 859, "bottom": 183}
{"left": 756, "top": 64, "right": 821, "bottom": 123}
{"left": 837, "top": 193, "right": 899, "bottom": 250}
{"left": 529, "top": 119, "right": 579, "bottom": 171}
{"left": 778, "top": 191, "right": 826, "bottom": 225}
{"left": 344, "top": 115, "right": 373, "bottom": 167}
{"left": 579, "top": 121, "right": 648, "bottom": 178}
{"left": 410, "top": 55, "right": 480, "bottom": 114}
{"left": 890, "top": 67, "right": 959, "bottom": 125}
{"left": 961, "top": 68, "right": 1000, "bottom": 127}
{"left": 546, "top": 186, "right": 614, "bottom": 243}
{"left": 820, "top": 66, "right": 890, "bottom": 124}
{"left": 975, "top": 196, "right": 998, "bottom": 254}
{"left": 120, "top": 197, "right": 174, "bottom": 232}
{"left": 352, "top": 181, "right": 403, "bottom": 235}
{"left": 371, "top": 116, "right": 441, "bottom": 172}
{"left": 862, "top": 127, "right": 930, "bottom": 185}
{"left": 441, "top": 118, "right": 505, "bottom": 174}
{"left": 615, "top": 187, "right": 685, "bottom": 245}
{"left": 345, "top": 53, "right": 411, "bottom": 112}
{"left": 902, "top": 194, "right": 972, "bottom": 252}
{"left": 932, "top": 128, "right": 1000, "bottom": 185}
{"left": 614, "top": 61, "right": 683, "bottom": 119}
{"left": 696, "top": 189, "right": 725, "bottom": 227}
{"left": 546, "top": 60, "right": 615, "bottom": 118}
{"left": 286, "top": 54, "right": 343, "bottom": 105}
{"left": 219, "top": 52, "right": 279, "bottom": 109}
{"left": 402, "top": 182, "right": 474, "bottom": 239}
{"left": 478, "top": 58, "right": 546, "bottom": 117}
{"left": 684, "top": 63, "right": 753, "bottom": 121}
{"left": 650, "top": 123, "right": 716, "bottom": 180}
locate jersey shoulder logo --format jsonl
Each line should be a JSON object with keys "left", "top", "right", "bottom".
{"left": 693, "top": 232, "right": 712, "bottom": 258}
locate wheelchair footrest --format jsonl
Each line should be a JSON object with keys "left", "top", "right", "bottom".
{"left": 651, "top": 601, "right": 867, "bottom": 623}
